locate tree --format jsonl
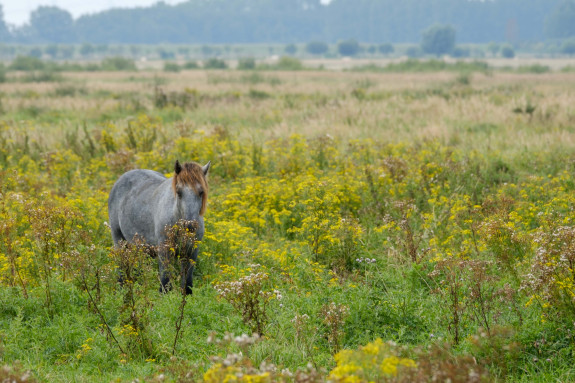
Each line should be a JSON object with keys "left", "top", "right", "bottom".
{"left": 337, "top": 39, "right": 359, "bottom": 56}
{"left": 30, "top": 6, "right": 74, "bottom": 43}
{"left": 378, "top": 43, "right": 394, "bottom": 55}
{"left": 284, "top": 43, "right": 297, "bottom": 55}
{"left": 80, "top": 43, "right": 95, "bottom": 57}
{"left": 501, "top": 45, "right": 515, "bottom": 58}
{"left": 421, "top": 24, "right": 456, "bottom": 56}
{"left": 306, "top": 41, "right": 329, "bottom": 55}
{"left": 545, "top": 0, "right": 575, "bottom": 39}
{"left": 487, "top": 42, "right": 500, "bottom": 57}
{"left": 561, "top": 38, "right": 575, "bottom": 55}
{"left": 0, "top": 5, "right": 11, "bottom": 42}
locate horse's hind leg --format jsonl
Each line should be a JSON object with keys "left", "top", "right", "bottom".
{"left": 110, "top": 226, "right": 126, "bottom": 246}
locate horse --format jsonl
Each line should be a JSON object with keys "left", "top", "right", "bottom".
{"left": 108, "top": 160, "right": 210, "bottom": 294}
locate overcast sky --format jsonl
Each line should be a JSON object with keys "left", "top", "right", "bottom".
{"left": 1, "top": 0, "right": 185, "bottom": 25}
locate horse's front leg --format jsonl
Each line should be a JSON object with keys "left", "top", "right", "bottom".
{"left": 157, "top": 246, "right": 171, "bottom": 293}
{"left": 181, "top": 247, "right": 198, "bottom": 295}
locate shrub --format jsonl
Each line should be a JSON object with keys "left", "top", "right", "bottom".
{"left": 182, "top": 60, "right": 199, "bottom": 69}
{"left": 421, "top": 24, "right": 456, "bottom": 56}
{"left": 163, "top": 62, "right": 181, "bottom": 72}
{"left": 237, "top": 57, "right": 256, "bottom": 70}
{"left": 204, "top": 58, "right": 228, "bottom": 69}
{"left": 406, "top": 46, "right": 423, "bottom": 58}
{"left": 451, "top": 46, "right": 470, "bottom": 58}
{"left": 501, "top": 45, "right": 515, "bottom": 59}
{"left": 306, "top": 41, "right": 329, "bottom": 55}
{"left": 284, "top": 43, "right": 297, "bottom": 55}
{"left": 9, "top": 55, "right": 45, "bottom": 71}
{"left": 338, "top": 39, "right": 360, "bottom": 56}
{"left": 378, "top": 43, "right": 394, "bottom": 55}
{"left": 100, "top": 56, "right": 137, "bottom": 71}
{"left": 561, "top": 38, "right": 575, "bottom": 56}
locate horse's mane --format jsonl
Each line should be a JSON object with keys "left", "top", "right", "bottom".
{"left": 172, "top": 162, "right": 208, "bottom": 216}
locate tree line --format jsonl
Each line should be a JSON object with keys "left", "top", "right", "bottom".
{"left": 1, "top": 0, "right": 574, "bottom": 45}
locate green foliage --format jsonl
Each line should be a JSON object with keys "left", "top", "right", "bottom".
{"left": 545, "top": 0, "right": 575, "bottom": 39}
{"left": 501, "top": 45, "right": 515, "bottom": 59}
{"left": 306, "top": 41, "right": 329, "bottom": 55}
{"left": 1, "top": 67, "right": 575, "bottom": 382}
{"left": 100, "top": 57, "right": 137, "bottom": 71}
{"left": 337, "top": 39, "right": 360, "bottom": 56}
{"left": 9, "top": 55, "right": 45, "bottom": 71}
{"left": 351, "top": 59, "right": 490, "bottom": 73}
{"left": 561, "top": 38, "right": 575, "bottom": 55}
{"left": 204, "top": 58, "right": 228, "bottom": 69}
{"left": 163, "top": 62, "right": 180, "bottom": 72}
{"left": 237, "top": 57, "right": 256, "bottom": 70}
{"left": 378, "top": 43, "right": 394, "bottom": 55}
{"left": 284, "top": 43, "right": 297, "bottom": 55}
{"left": 257, "top": 56, "right": 303, "bottom": 71}
{"left": 421, "top": 24, "right": 456, "bottom": 56}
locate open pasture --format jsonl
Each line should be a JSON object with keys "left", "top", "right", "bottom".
{"left": 1, "top": 67, "right": 575, "bottom": 382}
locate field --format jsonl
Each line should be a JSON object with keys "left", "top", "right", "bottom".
{"left": 2, "top": 63, "right": 575, "bottom": 382}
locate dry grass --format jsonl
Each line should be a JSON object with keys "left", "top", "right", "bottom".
{"left": 2, "top": 69, "right": 575, "bottom": 156}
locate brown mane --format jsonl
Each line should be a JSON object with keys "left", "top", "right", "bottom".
{"left": 172, "top": 162, "right": 209, "bottom": 216}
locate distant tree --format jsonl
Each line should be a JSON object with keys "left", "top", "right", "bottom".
{"left": 10, "top": 55, "right": 45, "bottom": 71}
{"left": 451, "top": 46, "right": 470, "bottom": 58}
{"left": 284, "top": 44, "right": 297, "bottom": 55}
{"left": 306, "top": 41, "right": 329, "bottom": 55}
{"left": 203, "top": 58, "right": 228, "bottom": 69}
{"left": 59, "top": 45, "right": 75, "bottom": 59}
{"left": 30, "top": 6, "right": 74, "bottom": 43}
{"left": 0, "top": 5, "right": 11, "bottom": 42}
{"left": 80, "top": 43, "right": 95, "bottom": 57}
{"left": 545, "top": 0, "right": 575, "bottom": 39}
{"left": 378, "top": 43, "right": 394, "bottom": 55}
{"left": 487, "top": 42, "right": 500, "bottom": 57}
{"left": 421, "top": 24, "right": 456, "bottom": 56}
{"left": 367, "top": 45, "right": 376, "bottom": 54}
{"left": 561, "top": 39, "right": 575, "bottom": 55}
{"left": 45, "top": 44, "right": 58, "bottom": 59}
{"left": 501, "top": 45, "right": 515, "bottom": 58}
{"left": 28, "top": 47, "right": 43, "bottom": 58}
{"left": 406, "top": 46, "right": 422, "bottom": 58}
{"left": 237, "top": 57, "right": 256, "bottom": 70}
{"left": 337, "top": 39, "right": 360, "bottom": 56}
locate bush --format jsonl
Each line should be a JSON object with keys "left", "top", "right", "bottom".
{"left": 501, "top": 45, "right": 515, "bottom": 58}
{"left": 258, "top": 56, "right": 303, "bottom": 71}
{"left": 306, "top": 41, "right": 329, "bottom": 55}
{"left": 338, "top": 39, "right": 360, "bottom": 56}
{"left": 406, "top": 46, "right": 423, "bottom": 58}
{"left": 100, "top": 57, "right": 137, "bottom": 71}
{"left": 9, "top": 56, "right": 45, "bottom": 71}
{"left": 421, "top": 24, "right": 456, "bottom": 56}
{"left": 451, "top": 46, "right": 470, "bottom": 58}
{"left": 203, "top": 58, "right": 228, "bottom": 69}
{"left": 284, "top": 43, "right": 297, "bottom": 55}
{"left": 182, "top": 61, "right": 199, "bottom": 69}
{"left": 163, "top": 62, "right": 180, "bottom": 72}
{"left": 237, "top": 57, "right": 256, "bottom": 70}
{"left": 561, "top": 39, "right": 575, "bottom": 56}
{"left": 378, "top": 43, "right": 394, "bottom": 55}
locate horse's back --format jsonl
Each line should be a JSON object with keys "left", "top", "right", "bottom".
{"left": 108, "top": 169, "right": 169, "bottom": 245}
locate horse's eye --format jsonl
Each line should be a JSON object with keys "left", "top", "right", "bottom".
{"left": 198, "top": 190, "right": 204, "bottom": 197}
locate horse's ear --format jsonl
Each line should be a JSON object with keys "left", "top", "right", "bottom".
{"left": 175, "top": 160, "right": 182, "bottom": 175}
{"left": 202, "top": 161, "right": 211, "bottom": 176}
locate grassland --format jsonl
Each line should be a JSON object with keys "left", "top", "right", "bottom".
{"left": 1, "top": 64, "right": 575, "bottom": 382}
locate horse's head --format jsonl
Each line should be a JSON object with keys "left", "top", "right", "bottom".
{"left": 172, "top": 160, "right": 210, "bottom": 232}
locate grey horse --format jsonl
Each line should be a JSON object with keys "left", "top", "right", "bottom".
{"left": 108, "top": 160, "right": 210, "bottom": 294}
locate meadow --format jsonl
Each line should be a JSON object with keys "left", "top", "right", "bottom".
{"left": 1, "top": 63, "right": 575, "bottom": 382}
